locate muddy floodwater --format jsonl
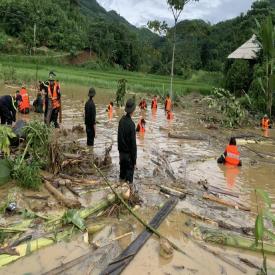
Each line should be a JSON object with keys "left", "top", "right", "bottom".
{"left": 1, "top": 84, "right": 275, "bottom": 274}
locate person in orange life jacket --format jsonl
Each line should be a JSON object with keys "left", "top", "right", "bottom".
{"left": 139, "top": 98, "right": 147, "bottom": 110}
{"left": 45, "top": 72, "right": 61, "bottom": 128}
{"left": 165, "top": 94, "right": 172, "bottom": 112}
{"left": 0, "top": 95, "right": 17, "bottom": 125}
{"left": 217, "top": 137, "right": 242, "bottom": 166}
{"left": 136, "top": 118, "right": 146, "bottom": 132}
{"left": 166, "top": 110, "right": 174, "bottom": 120}
{"left": 106, "top": 101, "right": 114, "bottom": 112}
{"left": 261, "top": 114, "right": 271, "bottom": 129}
{"left": 18, "top": 86, "right": 30, "bottom": 114}
{"left": 151, "top": 95, "right": 157, "bottom": 109}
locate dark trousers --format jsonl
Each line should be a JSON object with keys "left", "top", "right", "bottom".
{"left": 119, "top": 152, "right": 134, "bottom": 183}
{"left": 50, "top": 108, "right": 59, "bottom": 128}
{"left": 86, "top": 126, "right": 95, "bottom": 146}
{"left": 0, "top": 107, "right": 13, "bottom": 125}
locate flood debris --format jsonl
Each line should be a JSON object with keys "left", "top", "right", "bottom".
{"left": 100, "top": 198, "right": 179, "bottom": 275}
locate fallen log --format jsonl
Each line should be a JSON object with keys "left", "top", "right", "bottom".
{"left": 181, "top": 209, "right": 218, "bottom": 226}
{"left": 203, "top": 193, "right": 250, "bottom": 212}
{"left": 200, "top": 227, "right": 275, "bottom": 255}
{"left": 23, "top": 194, "right": 49, "bottom": 200}
{"left": 158, "top": 185, "right": 187, "bottom": 199}
{"left": 100, "top": 198, "right": 178, "bottom": 275}
{"left": 207, "top": 186, "right": 239, "bottom": 198}
{"left": 238, "top": 257, "right": 261, "bottom": 270}
{"left": 168, "top": 132, "right": 208, "bottom": 141}
{"left": 44, "top": 180, "right": 81, "bottom": 209}
{"left": 59, "top": 173, "right": 99, "bottom": 185}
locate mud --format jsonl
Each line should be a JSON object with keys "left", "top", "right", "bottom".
{"left": 1, "top": 84, "right": 275, "bottom": 274}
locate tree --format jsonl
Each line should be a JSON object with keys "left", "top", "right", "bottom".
{"left": 256, "top": 16, "right": 274, "bottom": 117}
{"left": 167, "top": 0, "right": 199, "bottom": 99}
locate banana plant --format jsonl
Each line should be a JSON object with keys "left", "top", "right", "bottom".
{"left": 255, "top": 16, "right": 274, "bottom": 117}
{"left": 0, "top": 125, "right": 16, "bottom": 157}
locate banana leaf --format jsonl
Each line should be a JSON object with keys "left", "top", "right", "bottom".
{"left": 0, "top": 159, "right": 11, "bottom": 185}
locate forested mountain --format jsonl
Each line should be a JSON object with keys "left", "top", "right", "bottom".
{"left": 0, "top": 0, "right": 274, "bottom": 74}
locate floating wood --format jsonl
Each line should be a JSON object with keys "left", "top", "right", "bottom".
{"left": 100, "top": 198, "right": 178, "bottom": 275}
{"left": 158, "top": 185, "right": 187, "bottom": 199}
{"left": 208, "top": 185, "right": 239, "bottom": 198}
{"left": 168, "top": 132, "right": 208, "bottom": 141}
{"left": 203, "top": 193, "right": 250, "bottom": 212}
{"left": 44, "top": 180, "right": 81, "bottom": 209}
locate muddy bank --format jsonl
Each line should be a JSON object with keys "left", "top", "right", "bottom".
{"left": 0, "top": 87, "right": 275, "bottom": 274}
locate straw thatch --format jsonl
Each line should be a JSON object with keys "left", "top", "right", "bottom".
{"left": 228, "top": 34, "right": 261, "bottom": 60}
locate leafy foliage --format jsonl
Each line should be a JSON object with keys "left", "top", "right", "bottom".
{"left": 0, "top": 159, "right": 11, "bottom": 184}
{"left": 62, "top": 209, "right": 86, "bottom": 230}
{"left": 208, "top": 88, "right": 250, "bottom": 127}
{"left": 254, "top": 188, "right": 275, "bottom": 274}
{"left": 0, "top": 126, "right": 16, "bottom": 156}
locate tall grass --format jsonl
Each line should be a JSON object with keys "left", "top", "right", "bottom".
{"left": 0, "top": 55, "right": 222, "bottom": 96}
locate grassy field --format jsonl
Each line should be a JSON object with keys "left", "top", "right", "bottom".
{"left": 0, "top": 55, "right": 222, "bottom": 96}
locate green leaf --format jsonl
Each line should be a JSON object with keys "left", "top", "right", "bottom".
{"left": 0, "top": 159, "right": 11, "bottom": 185}
{"left": 255, "top": 214, "right": 264, "bottom": 246}
{"left": 256, "top": 189, "right": 272, "bottom": 208}
{"left": 63, "top": 210, "right": 86, "bottom": 230}
{"left": 265, "top": 229, "right": 275, "bottom": 241}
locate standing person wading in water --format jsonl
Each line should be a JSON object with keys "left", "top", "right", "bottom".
{"left": 118, "top": 98, "right": 137, "bottom": 192}
{"left": 85, "top": 87, "right": 96, "bottom": 146}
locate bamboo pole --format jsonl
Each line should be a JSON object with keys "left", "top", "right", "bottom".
{"left": 203, "top": 193, "right": 250, "bottom": 212}
{"left": 93, "top": 164, "right": 187, "bottom": 256}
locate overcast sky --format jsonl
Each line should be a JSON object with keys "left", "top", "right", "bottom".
{"left": 97, "top": 0, "right": 255, "bottom": 27}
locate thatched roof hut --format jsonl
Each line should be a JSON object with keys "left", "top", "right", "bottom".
{"left": 228, "top": 34, "right": 261, "bottom": 60}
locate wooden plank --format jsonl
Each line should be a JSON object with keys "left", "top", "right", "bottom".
{"left": 100, "top": 198, "right": 178, "bottom": 275}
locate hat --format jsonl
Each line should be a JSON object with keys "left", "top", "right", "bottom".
{"left": 48, "top": 71, "right": 56, "bottom": 81}
{"left": 264, "top": 114, "right": 268, "bottom": 118}
{"left": 88, "top": 87, "right": 96, "bottom": 97}
{"left": 125, "top": 98, "right": 136, "bottom": 113}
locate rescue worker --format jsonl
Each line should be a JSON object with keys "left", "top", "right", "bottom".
{"left": 165, "top": 94, "right": 172, "bottom": 112}
{"left": 118, "top": 98, "right": 137, "bottom": 186}
{"left": 85, "top": 87, "right": 96, "bottom": 146}
{"left": 261, "top": 114, "right": 271, "bottom": 129}
{"left": 107, "top": 101, "right": 113, "bottom": 120}
{"left": 15, "top": 90, "right": 22, "bottom": 108}
{"left": 107, "top": 102, "right": 114, "bottom": 112}
{"left": 166, "top": 110, "right": 174, "bottom": 120}
{"left": 217, "top": 137, "right": 242, "bottom": 166}
{"left": 136, "top": 118, "right": 146, "bottom": 132}
{"left": 0, "top": 95, "right": 17, "bottom": 125}
{"left": 33, "top": 92, "right": 44, "bottom": 113}
{"left": 151, "top": 95, "right": 157, "bottom": 109}
{"left": 45, "top": 72, "right": 61, "bottom": 128}
{"left": 139, "top": 98, "right": 147, "bottom": 110}
{"left": 18, "top": 86, "right": 30, "bottom": 114}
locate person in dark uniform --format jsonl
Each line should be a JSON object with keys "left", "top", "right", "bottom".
{"left": 85, "top": 87, "right": 96, "bottom": 146}
{"left": 0, "top": 95, "right": 17, "bottom": 125}
{"left": 118, "top": 98, "right": 137, "bottom": 185}
{"left": 33, "top": 92, "right": 44, "bottom": 113}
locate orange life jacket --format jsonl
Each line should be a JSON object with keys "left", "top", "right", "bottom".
{"left": 48, "top": 84, "right": 60, "bottom": 109}
{"left": 165, "top": 98, "right": 172, "bottom": 111}
{"left": 152, "top": 99, "right": 157, "bottom": 109}
{"left": 140, "top": 101, "right": 146, "bottom": 109}
{"left": 167, "top": 111, "right": 174, "bottom": 120}
{"left": 138, "top": 121, "right": 145, "bottom": 132}
{"left": 108, "top": 104, "right": 113, "bottom": 112}
{"left": 225, "top": 145, "right": 240, "bottom": 166}
{"left": 19, "top": 88, "right": 30, "bottom": 111}
{"left": 261, "top": 118, "right": 270, "bottom": 129}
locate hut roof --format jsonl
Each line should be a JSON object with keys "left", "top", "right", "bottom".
{"left": 228, "top": 34, "right": 261, "bottom": 60}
